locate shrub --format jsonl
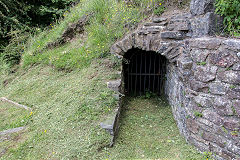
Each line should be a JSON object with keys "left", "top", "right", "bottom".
{"left": 215, "top": 0, "right": 240, "bottom": 36}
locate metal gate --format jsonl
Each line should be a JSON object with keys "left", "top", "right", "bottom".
{"left": 123, "top": 49, "right": 167, "bottom": 96}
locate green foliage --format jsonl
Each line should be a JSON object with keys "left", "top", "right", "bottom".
{"left": 194, "top": 111, "right": 203, "bottom": 118}
{"left": 203, "top": 152, "right": 213, "bottom": 159}
{"left": 0, "top": 0, "right": 76, "bottom": 39}
{"left": 215, "top": 0, "right": 240, "bottom": 36}
{"left": 154, "top": 4, "right": 165, "bottom": 16}
{"left": 0, "top": 0, "right": 78, "bottom": 70}
{"left": 197, "top": 61, "right": 207, "bottom": 66}
{"left": 0, "top": 29, "right": 29, "bottom": 68}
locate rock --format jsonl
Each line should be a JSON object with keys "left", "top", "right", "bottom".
{"left": 223, "top": 118, "right": 240, "bottom": 131}
{"left": 134, "top": 34, "right": 144, "bottom": 49}
{"left": 47, "top": 14, "right": 91, "bottom": 49}
{"left": 194, "top": 94, "right": 213, "bottom": 108}
{"left": 0, "top": 127, "right": 26, "bottom": 136}
{"left": 162, "top": 48, "right": 181, "bottom": 61}
{"left": 186, "top": 118, "right": 199, "bottom": 134}
{"left": 202, "top": 132, "right": 226, "bottom": 148}
{"left": 161, "top": 31, "right": 186, "bottom": 40}
{"left": 218, "top": 70, "right": 240, "bottom": 84}
{"left": 178, "top": 56, "right": 193, "bottom": 70}
{"left": 233, "top": 100, "right": 240, "bottom": 117}
{"left": 190, "top": 37, "right": 222, "bottom": 49}
{"left": 223, "top": 39, "right": 240, "bottom": 51}
{"left": 110, "top": 44, "right": 124, "bottom": 56}
{"left": 227, "top": 143, "right": 240, "bottom": 155}
{"left": 121, "top": 35, "right": 133, "bottom": 52}
{"left": 209, "top": 82, "right": 228, "bottom": 95}
{"left": 190, "top": 0, "right": 215, "bottom": 15}
{"left": 214, "top": 97, "right": 233, "bottom": 116}
{"left": 190, "top": 48, "right": 210, "bottom": 62}
{"left": 158, "top": 42, "right": 181, "bottom": 60}
{"left": 233, "top": 63, "right": 240, "bottom": 71}
{"left": 152, "top": 17, "right": 167, "bottom": 23}
{"left": 210, "top": 51, "right": 237, "bottom": 68}
{"left": 167, "top": 19, "right": 190, "bottom": 31}
{"left": 237, "top": 52, "right": 240, "bottom": 58}
{"left": 194, "top": 65, "right": 218, "bottom": 82}
{"left": 144, "top": 22, "right": 165, "bottom": 27}
{"left": 107, "top": 79, "right": 121, "bottom": 92}
{"left": 190, "top": 79, "right": 208, "bottom": 92}
{"left": 190, "top": 12, "right": 223, "bottom": 37}
{"left": 203, "top": 109, "right": 223, "bottom": 125}
{"left": 228, "top": 87, "right": 240, "bottom": 100}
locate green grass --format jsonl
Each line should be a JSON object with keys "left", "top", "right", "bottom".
{"left": 22, "top": 0, "right": 144, "bottom": 70}
{"left": 0, "top": 56, "right": 120, "bottom": 159}
{"left": 98, "top": 97, "right": 206, "bottom": 160}
{"left": 0, "top": 128, "right": 28, "bottom": 158}
{"left": 0, "top": 102, "right": 31, "bottom": 131}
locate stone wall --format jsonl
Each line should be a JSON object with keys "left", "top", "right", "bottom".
{"left": 109, "top": 0, "right": 240, "bottom": 159}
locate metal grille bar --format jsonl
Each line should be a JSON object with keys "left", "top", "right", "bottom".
{"left": 124, "top": 49, "right": 167, "bottom": 96}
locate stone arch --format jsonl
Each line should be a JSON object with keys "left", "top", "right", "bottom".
{"left": 108, "top": 3, "right": 240, "bottom": 159}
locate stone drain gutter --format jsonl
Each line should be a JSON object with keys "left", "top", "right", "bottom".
{"left": 100, "top": 79, "right": 124, "bottom": 147}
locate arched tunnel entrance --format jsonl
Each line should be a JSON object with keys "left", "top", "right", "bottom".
{"left": 123, "top": 48, "right": 167, "bottom": 96}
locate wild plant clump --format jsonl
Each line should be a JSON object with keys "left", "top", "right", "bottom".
{"left": 215, "top": 0, "right": 240, "bottom": 37}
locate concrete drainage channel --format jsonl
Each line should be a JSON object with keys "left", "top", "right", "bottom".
{"left": 100, "top": 0, "right": 240, "bottom": 159}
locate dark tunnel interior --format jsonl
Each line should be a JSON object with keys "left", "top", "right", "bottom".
{"left": 123, "top": 48, "right": 167, "bottom": 96}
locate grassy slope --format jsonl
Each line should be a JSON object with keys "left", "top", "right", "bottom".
{"left": 22, "top": 0, "right": 143, "bottom": 71}
{"left": 0, "top": 102, "right": 30, "bottom": 131}
{"left": 0, "top": 56, "right": 120, "bottom": 159}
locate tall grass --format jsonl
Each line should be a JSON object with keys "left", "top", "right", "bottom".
{"left": 22, "top": 0, "right": 145, "bottom": 70}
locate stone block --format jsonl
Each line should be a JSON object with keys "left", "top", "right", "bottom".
{"left": 167, "top": 19, "right": 190, "bottom": 31}
{"left": 194, "top": 94, "right": 213, "bottom": 108}
{"left": 218, "top": 70, "right": 240, "bottom": 85}
{"left": 190, "top": 0, "right": 215, "bottom": 15}
{"left": 209, "top": 82, "right": 228, "bottom": 95}
{"left": 203, "top": 109, "right": 223, "bottom": 125}
{"left": 186, "top": 118, "right": 199, "bottom": 134}
{"left": 190, "top": 79, "right": 208, "bottom": 92}
{"left": 197, "top": 118, "right": 214, "bottom": 128}
{"left": 233, "top": 100, "right": 240, "bottom": 117}
{"left": 214, "top": 97, "right": 234, "bottom": 116}
{"left": 210, "top": 51, "right": 237, "bottom": 68}
{"left": 233, "top": 63, "right": 240, "bottom": 71}
{"left": 228, "top": 87, "right": 240, "bottom": 100}
{"left": 152, "top": 17, "right": 168, "bottom": 23}
{"left": 110, "top": 44, "right": 124, "bottom": 55}
{"left": 177, "top": 56, "right": 193, "bottom": 69}
{"left": 223, "top": 118, "right": 240, "bottom": 131}
{"left": 107, "top": 79, "right": 121, "bottom": 92}
{"left": 161, "top": 31, "right": 186, "bottom": 40}
{"left": 227, "top": 142, "right": 240, "bottom": 155}
{"left": 190, "top": 37, "right": 222, "bottom": 49}
{"left": 237, "top": 52, "right": 240, "bottom": 59}
{"left": 121, "top": 35, "right": 133, "bottom": 52}
{"left": 190, "top": 48, "right": 210, "bottom": 62}
{"left": 223, "top": 39, "right": 240, "bottom": 51}
{"left": 190, "top": 12, "right": 224, "bottom": 37}
{"left": 202, "top": 132, "right": 226, "bottom": 148}
{"left": 194, "top": 65, "right": 218, "bottom": 82}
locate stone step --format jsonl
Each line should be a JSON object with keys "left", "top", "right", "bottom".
{"left": 152, "top": 17, "right": 168, "bottom": 23}
{"left": 144, "top": 22, "right": 167, "bottom": 27}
